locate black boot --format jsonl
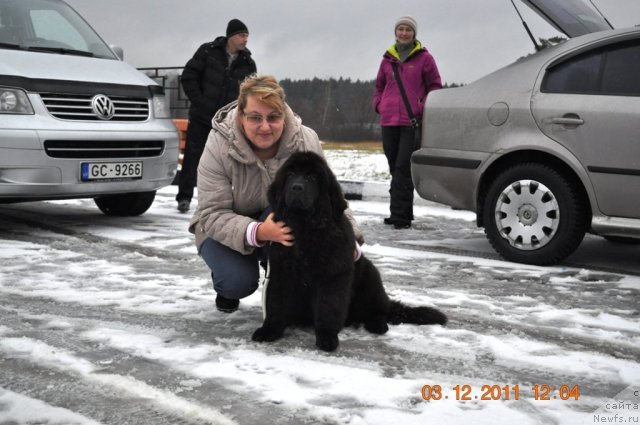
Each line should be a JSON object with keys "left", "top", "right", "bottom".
{"left": 177, "top": 199, "right": 190, "bottom": 213}
{"left": 215, "top": 294, "right": 239, "bottom": 313}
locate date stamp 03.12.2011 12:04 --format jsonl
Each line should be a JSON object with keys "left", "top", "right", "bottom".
{"left": 420, "top": 384, "right": 580, "bottom": 401}
{"left": 421, "top": 384, "right": 640, "bottom": 423}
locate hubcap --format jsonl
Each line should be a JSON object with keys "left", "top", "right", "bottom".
{"left": 517, "top": 203, "right": 538, "bottom": 225}
{"left": 494, "top": 180, "right": 559, "bottom": 250}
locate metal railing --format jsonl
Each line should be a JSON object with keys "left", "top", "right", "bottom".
{"left": 138, "top": 66, "right": 190, "bottom": 119}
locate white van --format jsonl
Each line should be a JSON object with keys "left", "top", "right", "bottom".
{"left": 0, "top": 0, "right": 179, "bottom": 216}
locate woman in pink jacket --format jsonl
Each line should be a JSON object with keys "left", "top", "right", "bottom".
{"left": 372, "top": 16, "right": 442, "bottom": 229}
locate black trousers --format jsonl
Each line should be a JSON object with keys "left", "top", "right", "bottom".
{"left": 176, "top": 120, "right": 212, "bottom": 203}
{"left": 382, "top": 125, "right": 417, "bottom": 224}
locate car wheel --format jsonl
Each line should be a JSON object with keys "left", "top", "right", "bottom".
{"left": 94, "top": 190, "right": 156, "bottom": 216}
{"left": 483, "top": 163, "right": 587, "bottom": 265}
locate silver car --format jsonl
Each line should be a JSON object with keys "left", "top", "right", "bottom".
{"left": 0, "top": 0, "right": 179, "bottom": 216}
{"left": 411, "top": 0, "right": 640, "bottom": 265}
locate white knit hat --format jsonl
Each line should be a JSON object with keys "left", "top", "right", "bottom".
{"left": 395, "top": 16, "right": 417, "bottom": 35}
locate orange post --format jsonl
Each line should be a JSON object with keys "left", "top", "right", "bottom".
{"left": 172, "top": 119, "right": 188, "bottom": 167}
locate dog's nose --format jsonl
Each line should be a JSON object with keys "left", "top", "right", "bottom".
{"left": 290, "top": 182, "right": 304, "bottom": 193}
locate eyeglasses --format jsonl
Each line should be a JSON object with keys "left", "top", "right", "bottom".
{"left": 242, "top": 111, "right": 284, "bottom": 126}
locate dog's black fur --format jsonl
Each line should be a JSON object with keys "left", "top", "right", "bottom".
{"left": 251, "top": 152, "right": 447, "bottom": 351}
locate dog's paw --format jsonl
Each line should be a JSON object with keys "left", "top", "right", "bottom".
{"left": 252, "top": 326, "right": 283, "bottom": 342}
{"left": 315, "top": 331, "right": 339, "bottom": 352}
{"left": 364, "top": 319, "right": 389, "bottom": 335}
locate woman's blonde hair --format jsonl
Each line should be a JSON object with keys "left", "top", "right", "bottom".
{"left": 237, "top": 74, "right": 286, "bottom": 114}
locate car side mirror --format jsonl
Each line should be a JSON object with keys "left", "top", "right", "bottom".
{"left": 110, "top": 44, "right": 124, "bottom": 60}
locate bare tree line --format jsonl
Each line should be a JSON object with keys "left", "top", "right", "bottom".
{"left": 280, "top": 78, "right": 380, "bottom": 142}
{"left": 140, "top": 68, "right": 460, "bottom": 142}
{"left": 281, "top": 78, "right": 461, "bottom": 141}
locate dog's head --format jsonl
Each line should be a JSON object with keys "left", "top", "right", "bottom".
{"left": 268, "top": 151, "right": 347, "bottom": 221}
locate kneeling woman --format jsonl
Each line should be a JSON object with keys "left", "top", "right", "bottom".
{"left": 188, "top": 74, "right": 363, "bottom": 312}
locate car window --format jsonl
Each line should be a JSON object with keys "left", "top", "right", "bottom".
{"left": 0, "top": 0, "right": 116, "bottom": 59}
{"left": 543, "top": 52, "right": 601, "bottom": 93}
{"left": 601, "top": 42, "right": 640, "bottom": 95}
{"left": 543, "top": 39, "right": 640, "bottom": 96}
{"left": 31, "top": 9, "right": 88, "bottom": 51}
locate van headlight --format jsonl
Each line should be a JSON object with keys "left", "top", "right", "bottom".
{"left": 0, "top": 88, "right": 34, "bottom": 114}
{"left": 152, "top": 95, "right": 170, "bottom": 119}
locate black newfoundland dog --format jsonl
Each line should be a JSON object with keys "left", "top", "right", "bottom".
{"left": 252, "top": 151, "right": 447, "bottom": 351}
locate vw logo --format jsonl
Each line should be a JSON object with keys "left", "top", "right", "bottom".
{"left": 91, "top": 94, "right": 115, "bottom": 120}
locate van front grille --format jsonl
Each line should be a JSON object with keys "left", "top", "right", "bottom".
{"left": 44, "top": 140, "right": 164, "bottom": 159}
{"left": 40, "top": 93, "right": 150, "bottom": 121}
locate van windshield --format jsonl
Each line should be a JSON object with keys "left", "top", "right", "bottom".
{"left": 0, "top": 0, "right": 117, "bottom": 59}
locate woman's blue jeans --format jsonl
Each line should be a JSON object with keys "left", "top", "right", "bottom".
{"left": 199, "top": 238, "right": 265, "bottom": 300}
{"left": 198, "top": 208, "right": 270, "bottom": 300}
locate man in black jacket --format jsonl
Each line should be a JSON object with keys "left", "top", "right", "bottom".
{"left": 177, "top": 19, "right": 257, "bottom": 212}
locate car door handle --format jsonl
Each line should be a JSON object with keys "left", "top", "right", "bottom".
{"left": 551, "top": 116, "right": 584, "bottom": 126}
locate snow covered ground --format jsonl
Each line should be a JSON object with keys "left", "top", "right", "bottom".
{"left": 0, "top": 150, "right": 639, "bottom": 425}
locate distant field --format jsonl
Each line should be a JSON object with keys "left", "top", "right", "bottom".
{"left": 322, "top": 140, "right": 383, "bottom": 152}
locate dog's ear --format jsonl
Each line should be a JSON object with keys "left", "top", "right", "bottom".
{"left": 321, "top": 158, "right": 347, "bottom": 219}
{"left": 268, "top": 162, "right": 288, "bottom": 218}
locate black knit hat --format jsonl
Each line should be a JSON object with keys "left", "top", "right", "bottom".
{"left": 226, "top": 19, "right": 248, "bottom": 37}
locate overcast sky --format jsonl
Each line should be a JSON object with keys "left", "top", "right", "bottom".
{"left": 66, "top": 0, "right": 640, "bottom": 85}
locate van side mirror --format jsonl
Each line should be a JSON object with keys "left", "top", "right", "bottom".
{"left": 110, "top": 44, "right": 124, "bottom": 60}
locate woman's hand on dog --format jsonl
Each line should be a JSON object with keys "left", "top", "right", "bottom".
{"left": 257, "top": 213, "right": 295, "bottom": 246}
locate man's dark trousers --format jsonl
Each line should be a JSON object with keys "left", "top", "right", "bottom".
{"left": 176, "top": 120, "right": 212, "bottom": 203}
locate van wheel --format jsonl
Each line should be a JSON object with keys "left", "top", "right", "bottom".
{"left": 482, "top": 163, "right": 587, "bottom": 265}
{"left": 94, "top": 191, "right": 156, "bottom": 216}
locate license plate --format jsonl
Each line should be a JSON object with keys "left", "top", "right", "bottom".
{"left": 81, "top": 161, "right": 143, "bottom": 181}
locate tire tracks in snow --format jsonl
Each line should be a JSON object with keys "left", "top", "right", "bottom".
{"left": 0, "top": 295, "right": 322, "bottom": 425}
